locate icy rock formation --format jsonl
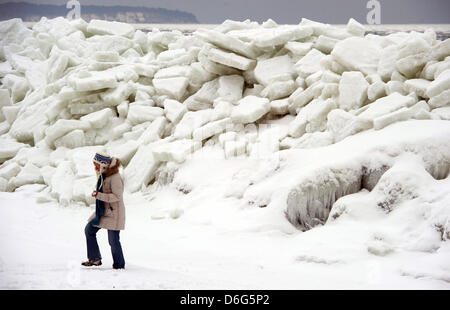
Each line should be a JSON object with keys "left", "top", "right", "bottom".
{"left": 0, "top": 16, "right": 448, "bottom": 216}
{"left": 328, "top": 155, "right": 450, "bottom": 252}
{"left": 285, "top": 121, "right": 450, "bottom": 231}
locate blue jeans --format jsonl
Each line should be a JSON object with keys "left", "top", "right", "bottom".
{"left": 84, "top": 223, "right": 125, "bottom": 269}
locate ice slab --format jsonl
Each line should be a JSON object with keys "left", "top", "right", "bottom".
{"left": 124, "top": 143, "right": 160, "bottom": 193}
{"left": 270, "top": 98, "right": 290, "bottom": 115}
{"left": 193, "top": 117, "right": 232, "bottom": 141}
{"left": 54, "top": 129, "right": 86, "bottom": 149}
{"left": 44, "top": 119, "right": 91, "bottom": 146}
{"left": 127, "top": 104, "right": 164, "bottom": 125}
{"left": 153, "top": 77, "right": 189, "bottom": 101}
{"left": 204, "top": 44, "right": 255, "bottom": 71}
{"left": 254, "top": 55, "right": 294, "bottom": 86}
{"left": 194, "top": 28, "right": 257, "bottom": 59}
{"left": 231, "top": 96, "right": 270, "bottom": 124}
{"left": 164, "top": 99, "right": 187, "bottom": 124}
{"left": 327, "top": 109, "right": 373, "bottom": 142}
{"left": 69, "top": 72, "right": 117, "bottom": 92}
{"left": 429, "top": 90, "right": 450, "bottom": 109}
{"left": 359, "top": 92, "right": 416, "bottom": 120}
{"left": 87, "top": 19, "right": 134, "bottom": 38}
{"left": 338, "top": 71, "right": 369, "bottom": 111}
{"left": 80, "top": 108, "right": 115, "bottom": 129}
{"left": 373, "top": 101, "right": 430, "bottom": 130}
{"left": 174, "top": 109, "right": 215, "bottom": 139}
{"left": 261, "top": 80, "right": 296, "bottom": 101}
{"left": 152, "top": 139, "right": 202, "bottom": 163}
{"left": 426, "top": 69, "right": 450, "bottom": 98}
{"left": 331, "top": 37, "right": 382, "bottom": 75}
{"left": 137, "top": 116, "right": 167, "bottom": 145}
{"left": 295, "top": 49, "right": 327, "bottom": 78}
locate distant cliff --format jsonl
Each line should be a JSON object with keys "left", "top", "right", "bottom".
{"left": 0, "top": 2, "right": 199, "bottom": 23}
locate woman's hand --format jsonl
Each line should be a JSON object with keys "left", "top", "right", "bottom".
{"left": 91, "top": 190, "right": 98, "bottom": 198}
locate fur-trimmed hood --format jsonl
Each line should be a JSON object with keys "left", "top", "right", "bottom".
{"left": 104, "top": 157, "right": 121, "bottom": 177}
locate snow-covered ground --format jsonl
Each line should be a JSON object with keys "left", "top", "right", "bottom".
{"left": 1, "top": 16, "right": 450, "bottom": 289}
{"left": 1, "top": 170, "right": 449, "bottom": 289}
{"left": 1, "top": 120, "right": 450, "bottom": 289}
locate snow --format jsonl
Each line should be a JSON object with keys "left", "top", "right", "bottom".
{"left": 0, "top": 17, "right": 449, "bottom": 289}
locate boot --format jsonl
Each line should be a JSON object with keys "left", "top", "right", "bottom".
{"left": 81, "top": 259, "right": 102, "bottom": 267}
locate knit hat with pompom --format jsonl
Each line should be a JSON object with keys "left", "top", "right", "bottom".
{"left": 93, "top": 152, "right": 111, "bottom": 173}
{"left": 93, "top": 152, "right": 111, "bottom": 189}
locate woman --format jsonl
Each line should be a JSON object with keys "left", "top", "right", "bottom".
{"left": 82, "top": 152, "right": 126, "bottom": 270}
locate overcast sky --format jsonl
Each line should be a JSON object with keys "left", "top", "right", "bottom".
{"left": 1, "top": 0, "right": 449, "bottom": 24}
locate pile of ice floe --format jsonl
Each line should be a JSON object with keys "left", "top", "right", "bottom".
{"left": 0, "top": 17, "right": 449, "bottom": 231}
